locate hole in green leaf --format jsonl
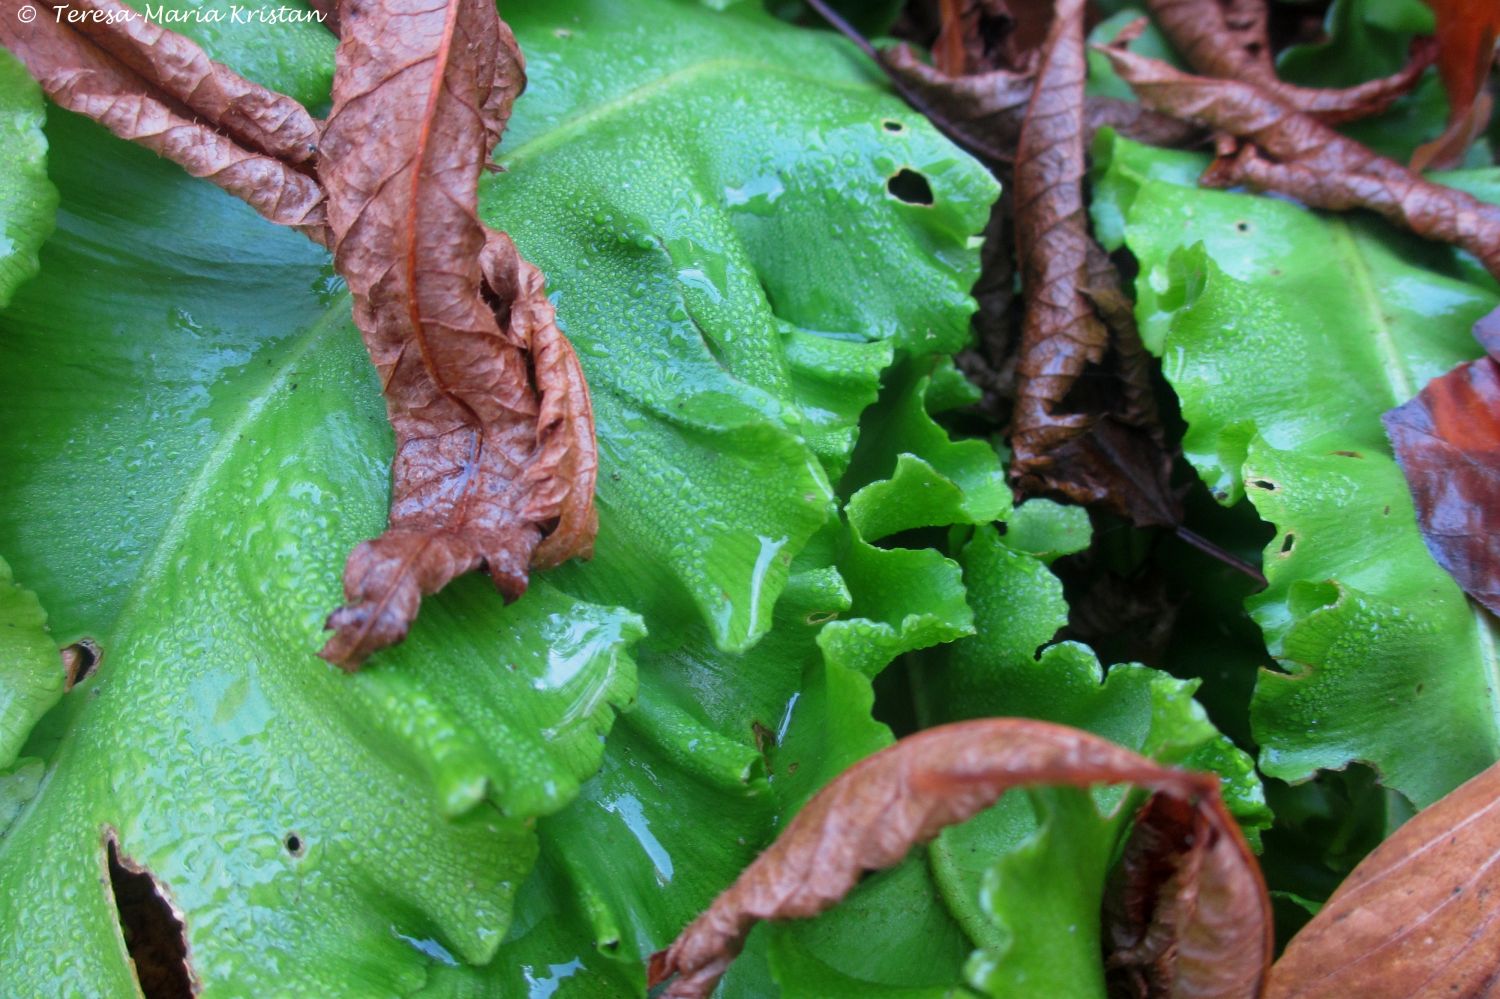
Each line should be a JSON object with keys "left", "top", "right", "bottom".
{"left": 882, "top": 119, "right": 904, "bottom": 133}
{"left": 62, "top": 638, "right": 102, "bottom": 689}
{"left": 106, "top": 835, "right": 194, "bottom": 999}
{"left": 1250, "top": 479, "right": 1278, "bottom": 491}
{"left": 887, "top": 169, "right": 934, "bottom": 206}
{"left": 1280, "top": 534, "right": 1295, "bottom": 555}
{"left": 284, "top": 834, "right": 304, "bottom": 856}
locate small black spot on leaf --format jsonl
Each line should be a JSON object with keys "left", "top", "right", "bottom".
{"left": 284, "top": 834, "right": 304, "bottom": 856}
{"left": 882, "top": 119, "right": 904, "bottom": 133}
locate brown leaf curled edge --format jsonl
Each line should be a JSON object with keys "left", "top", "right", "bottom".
{"left": 1382, "top": 307, "right": 1500, "bottom": 617}
{"left": 648, "top": 719, "right": 1271, "bottom": 999}
{"left": 1143, "top": 0, "right": 1435, "bottom": 122}
{"left": 1009, "top": 0, "right": 1180, "bottom": 526}
{"left": 0, "top": 0, "right": 326, "bottom": 240}
{"left": 317, "top": 0, "right": 596, "bottom": 668}
{"left": 1267, "top": 758, "right": 1500, "bottom": 998}
{"left": 1100, "top": 45, "right": 1500, "bottom": 282}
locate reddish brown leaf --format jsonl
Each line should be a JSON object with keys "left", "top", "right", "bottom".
{"left": 1010, "top": 0, "right": 1181, "bottom": 526}
{"left": 1382, "top": 307, "right": 1500, "bottom": 617}
{"left": 647, "top": 719, "right": 1271, "bottom": 999}
{"left": 1267, "top": 758, "right": 1500, "bottom": 998}
{"left": 1099, "top": 45, "right": 1500, "bottom": 281}
{"left": 1144, "top": 0, "right": 1435, "bottom": 122}
{"left": 0, "top": 0, "right": 326, "bottom": 240}
{"left": 316, "top": 0, "right": 596, "bottom": 668}
{"left": 1428, "top": 0, "right": 1500, "bottom": 124}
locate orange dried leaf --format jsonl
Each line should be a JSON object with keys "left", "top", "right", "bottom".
{"left": 316, "top": 0, "right": 596, "bottom": 668}
{"left": 1268, "top": 758, "right": 1500, "bottom": 998}
{"left": 648, "top": 719, "right": 1271, "bottom": 999}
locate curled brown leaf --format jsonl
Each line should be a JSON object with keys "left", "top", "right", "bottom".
{"left": 1267, "top": 758, "right": 1500, "bottom": 998}
{"left": 1143, "top": 0, "right": 1435, "bottom": 122}
{"left": 1100, "top": 45, "right": 1500, "bottom": 281}
{"left": 0, "top": 0, "right": 326, "bottom": 239}
{"left": 1382, "top": 306, "right": 1500, "bottom": 617}
{"left": 316, "top": 0, "right": 596, "bottom": 668}
{"left": 1010, "top": 0, "right": 1180, "bottom": 525}
{"left": 647, "top": 718, "right": 1271, "bottom": 999}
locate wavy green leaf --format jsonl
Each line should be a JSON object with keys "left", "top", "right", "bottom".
{"left": 1094, "top": 131, "right": 1500, "bottom": 807}
{"left": 0, "top": 0, "right": 999, "bottom": 993}
{"left": 0, "top": 47, "right": 55, "bottom": 308}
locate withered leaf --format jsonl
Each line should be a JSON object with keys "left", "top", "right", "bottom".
{"left": 1010, "top": 0, "right": 1181, "bottom": 526}
{"left": 0, "top": 0, "right": 326, "bottom": 239}
{"left": 1382, "top": 307, "right": 1500, "bottom": 617}
{"left": 879, "top": 43, "right": 1203, "bottom": 163}
{"left": 1267, "top": 758, "right": 1500, "bottom": 998}
{"left": 1100, "top": 45, "right": 1500, "bottom": 281}
{"left": 316, "top": 0, "right": 596, "bottom": 668}
{"left": 647, "top": 719, "right": 1271, "bottom": 999}
{"left": 1413, "top": 0, "right": 1500, "bottom": 170}
{"left": 1143, "top": 0, "right": 1434, "bottom": 122}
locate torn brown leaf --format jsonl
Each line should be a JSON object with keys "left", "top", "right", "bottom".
{"left": 0, "top": 0, "right": 326, "bottom": 240}
{"left": 1143, "top": 0, "right": 1434, "bottom": 122}
{"left": 647, "top": 718, "right": 1271, "bottom": 999}
{"left": 316, "top": 0, "right": 596, "bottom": 668}
{"left": 1267, "top": 758, "right": 1500, "bottom": 998}
{"left": 1382, "top": 306, "right": 1500, "bottom": 617}
{"left": 1009, "top": 0, "right": 1180, "bottom": 526}
{"left": 1100, "top": 46, "right": 1500, "bottom": 281}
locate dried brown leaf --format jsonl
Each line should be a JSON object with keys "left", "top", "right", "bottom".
{"left": 1010, "top": 0, "right": 1181, "bottom": 526}
{"left": 647, "top": 718, "right": 1271, "bottom": 999}
{"left": 0, "top": 0, "right": 326, "bottom": 239}
{"left": 878, "top": 44, "right": 1201, "bottom": 165}
{"left": 316, "top": 0, "right": 595, "bottom": 668}
{"left": 1267, "top": 758, "right": 1500, "bottom": 998}
{"left": 1382, "top": 306, "right": 1500, "bottom": 616}
{"left": 1099, "top": 45, "right": 1500, "bottom": 281}
{"left": 1143, "top": 0, "right": 1435, "bottom": 122}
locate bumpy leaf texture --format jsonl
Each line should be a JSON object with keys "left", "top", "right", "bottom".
{"left": 1268, "top": 759, "right": 1500, "bottom": 998}
{"left": 0, "top": 0, "right": 326, "bottom": 237}
{"left": 0, "top": 47, "right": 55, "bottom": 306}
{"left": 1142, "top": 0, "right": 1434, "bottom": 120}
{"left": 1093, "top": 133, "right": 1500, "bottom": 808}
{"left": 650, "top": 719, "right": 1270, "bottom": 999}
{"left": 1101, "top": 45, "right": 1500, "bottom": 282}
{"left": 0, "top": 1, "right": 1011, "bottom": 992}
{"left": 317, "top": 0, "right": 596, "bottom": 666}
{"left": 1384, "top": 306, "right": 1500, "bottom": 616}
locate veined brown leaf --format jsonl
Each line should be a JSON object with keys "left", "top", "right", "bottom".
{"left": 0, "top": 0, "right": 326, "bottom": 238}
{"left": 1383, "top": 307, "right": 1500, "bottom": 617}
{"left": 1143, "top": 0, "right": 1434, "bottom": 122}
{"left": 317, "top": 0, "right": 596, "bottom": 668}
{"left": 1268, "top": 758, "right": 1500, "bottom": 998}
{"left": 648, "top": 718, "right": 1271, "bottom": 999}
{"left": 1099, "top": 44, "right": 1500, "bottom": 281}
{"left": 1010, "top": 0, "right": 1179, "bottom": 526}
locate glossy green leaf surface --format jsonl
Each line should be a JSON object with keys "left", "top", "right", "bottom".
{"left": 1094, "top": 131, "right": 1500, "bottom": 807}
{"left": 0, "top": 46, "right": 55, "bottom": 308}
{"left": 0, "top": 0, "right": 1005, "bottom": 993}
